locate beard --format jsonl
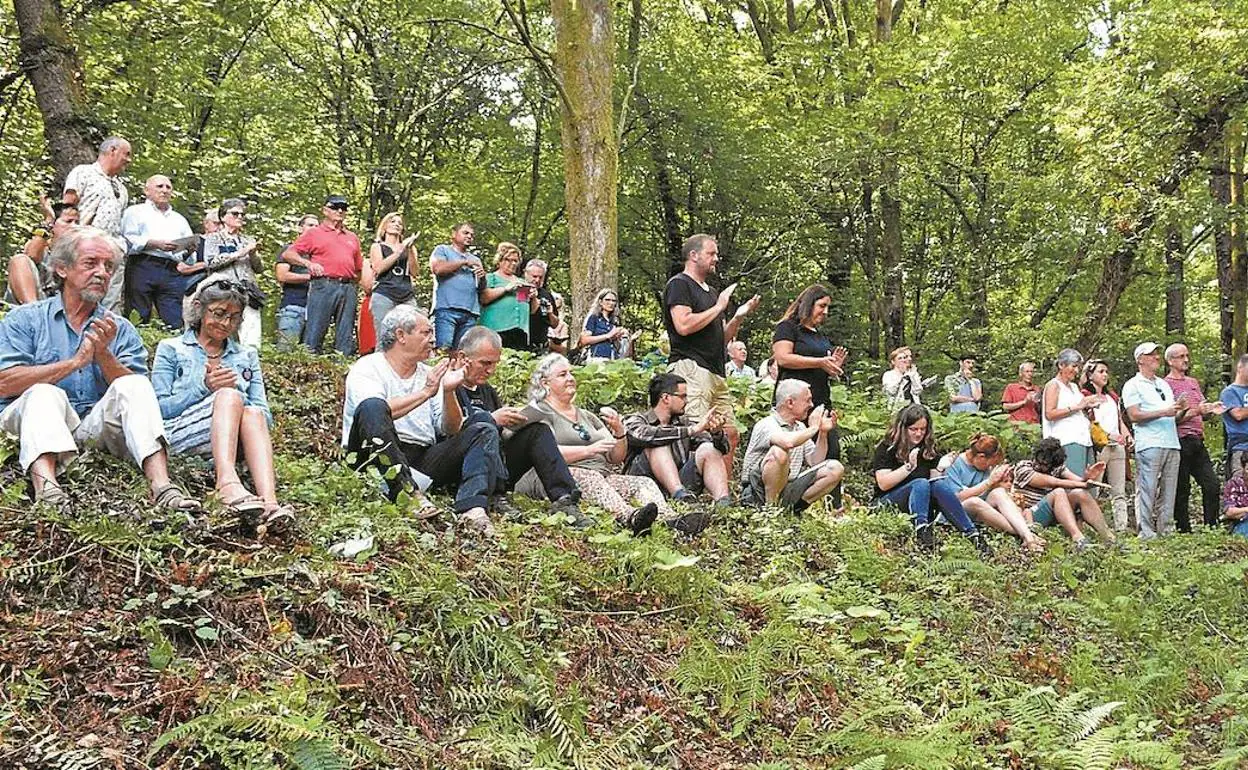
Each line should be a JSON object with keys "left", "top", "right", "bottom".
{"left": 81, "top": 285, "right": 106, "bottom": 303}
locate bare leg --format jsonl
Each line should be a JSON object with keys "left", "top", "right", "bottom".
{"left": 644, "top": 446, "right": 684, "bottom": 496}
{"left": 723, "top": 423, "right": 740, "bottom": 479}
{"left": 802, "top": 461, "right": 844, "bottom": 503}
{"left": 29, "top": 453, "right": 59, "bottom": 498}
{"left": 962, "top": 496, "right": 1014, "bottom": 534}
{"left": 1048, "top": 489, "right": 1085, "bottom": 542}
{"left": 141, "top": 448, "right": 173, "bottom": 492}
{"left": 239, "top": 406, "right": 279, "bottom": 508}
{"left": 1070, "top": 488, "right": 1116, "bottom": 542}
{"left": 760, "top": 446, "right": 791, "bottom": 504}
{"left": 987, "top": 487, "right": 1044, "bottom": 547}
{"left": 209, "top": 389, "right": 247, "bottom": 493}
{"left": 694, "top": 442, "right": 730, "bottom": 500}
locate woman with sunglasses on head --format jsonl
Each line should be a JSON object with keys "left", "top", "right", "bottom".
{"left": 196, "top": 198, "right": 263, "bottom": 347}
{"left": 579, "top": 289, "right": 631, "bottom": 362}
{"left": 152, "top": 280, "right": 293, "bottom": 534}
{"left": 513, "top": 354, "right": 674, "bottom": 535}
{"left": 1042, "top": 348, "right": 1105, "bottom": 479}
{"left": 1081, "top": 358, "right": 1133, "bottom": 532}
{"left": 367, "top": 212, "right": 420, "bottom": 334}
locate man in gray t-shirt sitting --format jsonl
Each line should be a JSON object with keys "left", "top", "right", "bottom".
{"left": 741, "top": 379, "right": 843, "bottom": 511}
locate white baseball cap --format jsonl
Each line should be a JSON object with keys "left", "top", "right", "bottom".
{"left": 1133, "top": 342, "right": 1160, "bottom": 360}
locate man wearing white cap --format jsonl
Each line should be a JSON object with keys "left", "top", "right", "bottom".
{"left": 1121, "top": 342, "right": 1184, "bottom": 538}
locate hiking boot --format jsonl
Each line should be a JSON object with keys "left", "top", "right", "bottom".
{"left": 550, "top": 493, "right": 594, "bottom": 529}
{"left": 968, "top": 530, "right": 994, "bottom": 559}
{"left": 619, "top": 502, "right": 659, "bottom": 536}
{"left": 492, "top": 497, "right": 526, "bottom": 522}
{"left": 915, "top": 523, "right": 936, "bottom": 552}
{"left": 668, "top": 509, "right": 710, "bottom": 536}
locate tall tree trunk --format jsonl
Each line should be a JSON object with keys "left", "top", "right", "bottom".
{"left": 1214, "top": 141, "right": 1234, "bottom": 377}
{"left": 1230, "top": 121, "right": 1248, "bottom": 364}
{"left": 551, "top": 0, "right": 618, "bottom": 326}
{"left": 875, "top": 0, "right": 904, "bottom": 351}
{"left": 13, "top": 0, "right": 98, "bottom": 182}
{"left": 1164, "top": 223, "right": 1185, "bottom": 337}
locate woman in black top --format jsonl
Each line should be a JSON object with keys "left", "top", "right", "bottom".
{"left": 772, "top": 284, "right": 848, "bottom": 500}
{"left": 871, "top": 404, "right": 989, "bottom": 554}
{"left": 771, "top": 284, "right": 848, "bottom": 407}
{"left": 367, "top": 212, "right": 420, "bottom": 333}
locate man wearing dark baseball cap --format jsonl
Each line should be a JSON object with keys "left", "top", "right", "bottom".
{"left": 280, "top": 195, "right": 364, "bottom": 355}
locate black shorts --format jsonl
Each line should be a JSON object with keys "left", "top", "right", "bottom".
{"left": 746, "top": 465, "right": 821, "bottom": 509}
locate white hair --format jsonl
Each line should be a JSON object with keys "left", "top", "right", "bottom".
{"left": 378, "top": 306, "right": 427, "bottom": 351}
{"left": 460, "top": 326, "right": 502, "bottom": 356}
{"left": 528, "top": 353, "right": 570, "bottom": 403}
{"left": 774, "top": 378, "right": 810, "bottom": 407}
{"left": 727, "top": 340, "right": 746, "bottom": 353}
{"left": 1164, "top": 343, "right": 1187, "bottom": 361}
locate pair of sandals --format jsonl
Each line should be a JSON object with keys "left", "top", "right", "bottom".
{"left": 39, "top": 482, "right": 202, "bottom": 516}
{"left": 215, "top": 481, "right": 295, "bottom": 536}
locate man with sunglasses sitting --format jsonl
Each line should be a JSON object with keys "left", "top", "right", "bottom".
{"left": 281, "top": 195, "right": 364, "bottom": 356}
{"left": 623, "top": 373, "right": 734, "bottom": 514}
{"left": 1122, "top": 341, "right": 1186, "bottom": 538}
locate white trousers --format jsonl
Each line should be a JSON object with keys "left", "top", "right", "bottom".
{"left": 0, "top": 375, "right": 167, "bottom": 473}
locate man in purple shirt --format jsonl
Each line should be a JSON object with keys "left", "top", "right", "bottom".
{"left": 1164, "top": 343, "right": 1227, "bottom": 531}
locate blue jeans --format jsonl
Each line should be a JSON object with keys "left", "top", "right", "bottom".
{"left": 433, "top": 307, "right": 477, "bottom": 350}
{"left": 303, "top": 279, "right": 357, "bottom": 355}
{"left": 877, "top": 477, "right": 976, "bottom": 532}
{"left": 276, "top": 305, "right": 306, "bottom": 350}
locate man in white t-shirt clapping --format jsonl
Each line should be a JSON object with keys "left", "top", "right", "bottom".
{"left": 342, "top": 306, "right": 506, "bottom": 534}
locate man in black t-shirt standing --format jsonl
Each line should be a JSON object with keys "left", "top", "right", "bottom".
{"left": 662, "top": 233, "right": 760, "bottom": 474}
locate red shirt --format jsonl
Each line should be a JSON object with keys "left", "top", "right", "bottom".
{"left": 1002, "top": 382, "right": 1040, "bottom": 424}
{"left": 292, "top": 222, "right": 362, "bottom": 279}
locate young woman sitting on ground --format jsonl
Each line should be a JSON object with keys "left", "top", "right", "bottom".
{"left": 1011, "top": 437, "right": 1116, "bottom": 552}
{"left": 942, "top": 433, "right": 1046, "bottom": 553}
{"left": 870, "top": 403, "right": 992, "bottom": 556}
{"left": 151, "top": 280, "right": 293, "bottom": 534}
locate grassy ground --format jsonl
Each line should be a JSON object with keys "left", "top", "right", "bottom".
{"left": 2, "top": 347, "right": 1247, "bottom": 769}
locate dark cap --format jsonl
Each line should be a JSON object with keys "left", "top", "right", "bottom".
{"left": 324, "top": 194, "right": 349, "bottom": 209}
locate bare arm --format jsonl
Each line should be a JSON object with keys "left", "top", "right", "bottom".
{"left": 771, "top": 340, "right": 822, "bottom": 370}
{"left": 479, "top": 273, "right": 514, "bottom": 305}
{"left": 669, "top": 300, "right": 726, "bottom": 337}
{"left": 6, "top": 256, "right": 40, "bottom": 304}
{"left": 0, "top": 358, "right": 87, "bottom": 398}
{"left": 370, "top": 243, "right": 403, "bottom": 276}
{"left": 276, "top": 262, "right": 310, "bottom": 286}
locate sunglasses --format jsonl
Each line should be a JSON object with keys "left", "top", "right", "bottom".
{"left": 1154, "top": 387, "right": 1167, "bottom": 401}
{"left": 225, "top": 210, "right": 246, "bottom": 218}
{"left": 327, "top": 203, "right": 349, "bottom": 211}
{"left": 573, "top": 423, "right": 591, "bottom": 441}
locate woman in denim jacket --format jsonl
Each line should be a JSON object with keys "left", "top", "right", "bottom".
{"left": 152, "top": 280, "right": 292, "bottom": 533}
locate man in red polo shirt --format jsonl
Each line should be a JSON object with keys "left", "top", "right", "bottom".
{"left": 282, "top": 195, "right": 364, "bottom": 355}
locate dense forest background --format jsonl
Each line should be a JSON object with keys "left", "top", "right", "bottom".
{"left": 3, "top": 0, "right": 1248, "bottom": 388}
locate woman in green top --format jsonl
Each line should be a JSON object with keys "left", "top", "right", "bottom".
{"left": 478, "top": 242, "right": 537, "bottom": 350}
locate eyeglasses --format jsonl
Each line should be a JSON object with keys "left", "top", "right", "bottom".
{"left": 666, "top": 391, "right": 688, "bottom": 400}
{"left": 207, "top": 307, "right": 243, "bottom": 323}
{"left": 573, "top": 423, "right": 591, "bottom": 441}
{"left": 225, "top": 210, "right": 246, "bottom": 218}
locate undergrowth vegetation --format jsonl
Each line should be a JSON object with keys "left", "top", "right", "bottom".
{"left": 1, "top": 345, "right": 1246, "bottom": 769}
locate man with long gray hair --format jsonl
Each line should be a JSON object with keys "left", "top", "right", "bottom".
{"left": 342, "top": 306, "right": 506, "bottom": 534}
{"left": 0, "top": 227, "right": 201, "bottom": 519}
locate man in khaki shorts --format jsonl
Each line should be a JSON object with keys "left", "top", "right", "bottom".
{"left": 662, "top": 233, "right": 760, "bottom": 476}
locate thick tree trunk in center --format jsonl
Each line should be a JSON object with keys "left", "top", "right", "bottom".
{"left": 13, "top": 0, "right": 98, "bottom": 182}
{"left": 551, "top": 0, "right": 618, "bottom": 328}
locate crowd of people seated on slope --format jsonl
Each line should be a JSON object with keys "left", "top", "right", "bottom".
{"left": 5, "top": 150, "right": 1248, "bottom": 557}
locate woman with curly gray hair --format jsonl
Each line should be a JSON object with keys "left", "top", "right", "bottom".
{"left": 516, "top": 354, "right": 708, "bottom": 535}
